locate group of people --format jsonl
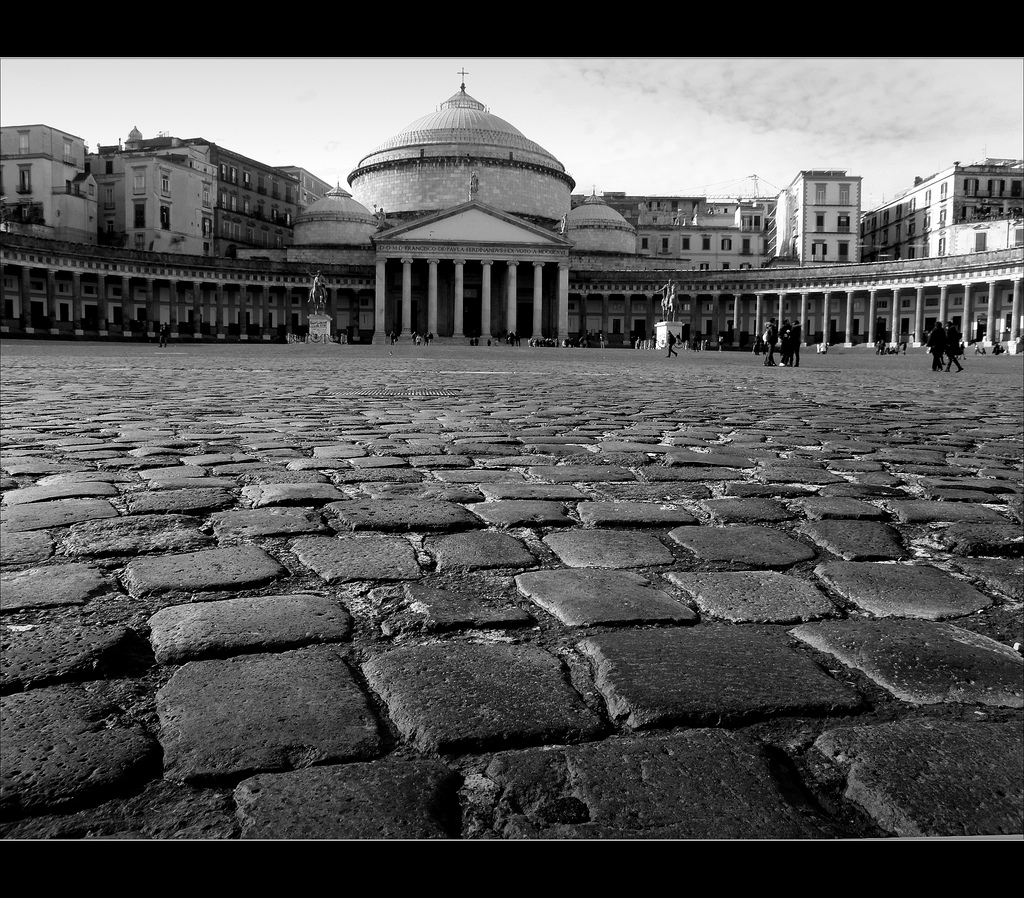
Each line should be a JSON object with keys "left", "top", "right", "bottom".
{"left": 926, "top": 321, "right": 965, "bottom": 372}
{"left": 388, "top": 331, "right": 434, "bottom": 346}
{"left": 758, "top": 318, "right": 802, "bottom": 367}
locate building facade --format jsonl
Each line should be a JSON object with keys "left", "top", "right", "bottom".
{"left": 860, "top": 159, "right": 1023, "bottom": 263}
{"left": 1, "top": 124, "right": 97, "bottom": 244}
{"left": 771, "top": 170, "right": 862, "bottom": 265}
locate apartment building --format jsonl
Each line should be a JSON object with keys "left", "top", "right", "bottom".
{"left": 278, "top": 165, "right": 333, "bottom": 214}
{"left": 581, "top": 193, "right": 774, "bottom": 269}
{"left": 0, "top": 124, "right": 98, "bottom": 243}
{"left": 770, "top": 170, "right": 862, "bottom": 265}
{"left": 860, "top": 159, "right": 1023, "bottom": 262}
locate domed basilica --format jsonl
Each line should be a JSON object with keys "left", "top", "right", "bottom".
{"left": 282, "top": 78, "right": 635, "bottom": 343}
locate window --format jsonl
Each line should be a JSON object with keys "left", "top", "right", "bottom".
{"left": 940, "top": 182, "right": 948, "bottom": 199}
{"left": 63, "top": 137, "right": 74, "bottom": 164}
{"left": 243, "top": 197, "right": 250, "bottom": 215}
{"left": 661, "top": 237, "right": 669, "bottom": 252}
{"left": 839, "top": 184, "right": 850, "bottom": 205}
{"left": 681, "top": 237, "right": 690, "bottom": 250}
{"left": 202, "top": 217, "right": 212, "bottom": 238}
{"left": 243, "top": 170, "right": 251, "bottom": 189}
{"left": 160, "top": 206, "right": 170, "bottom": 229}
{"left": 939, "top": 208, "right": 947, "bottom": 226}
{"left": 133, "top": 169, "right": 145, "bottom": 193}
{"left": 18, "top": 130, "right": 29, "bottom": 153}
{"left": 815, "top": 183, "right": 826, "bottom": 204}
{"left": 812, "top": 241, "right": 827, "bottom": 258}
{"left": 18, "top": 166, "right": 31, "bottom": 193}
{"left": 641, "top": 237, "right": 648, "bottom": 250}
{"left": 963, "top": 178, "right": 977, "bottom": 195}
{"left": 975, "top": 233, "right": 987, "bottom": 252}
{"left": 134, "top": 203, "right": 146, "bottom": 228}
{"left": 741, "top": 238, "right": 750, "bottom": 254}
{"left": 837, "top": 214, "right": 850, "bottom": 232}
{"left": 722, "top": 238, "right": 732, "bottom": 250}
{"left": 702, "top": 237, "right": 710, "bottom": 250}
{"left": 815, "top": 213, "right": 825, "bottom": 232}
{"left": 938, "top": 237, "right": 946, "bottom": 254}
{"left": 160, "top": 171, "right": 170, "bottom": 194}
{"left": 230, "top": 195, "right": 237, "bottom": 212}
{"left": 838, "top": 242, "right": 849, "bottom": 260}
{"left": 721, "top": 262, "right": 730, "bottom": 270}
{"left": 202, "top": 184, "right": 211, "bottom": 207}
{"left": 698, "top": 263, "right": 709, "bottom": 271}
{"left": 229, "top": 166, "right": 238, "bottom": 184}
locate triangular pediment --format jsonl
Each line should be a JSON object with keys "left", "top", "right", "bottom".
{"left": 376, "top": 202, "right": 570, "bottom": 248}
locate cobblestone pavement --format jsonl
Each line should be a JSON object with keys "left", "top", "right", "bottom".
{"left": 1, "top": 338, "right": 1021, "bottom": 840}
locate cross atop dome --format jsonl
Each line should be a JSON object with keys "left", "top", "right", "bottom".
{"left": 458, "top": 67, "right": 469, "bottom": 90}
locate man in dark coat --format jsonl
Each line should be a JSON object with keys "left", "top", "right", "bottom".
{"left": 763, "top": 319, "right": 779, "bottom": 366}
{"left": 927, "top": 321, "right": 947, "bottom": 371}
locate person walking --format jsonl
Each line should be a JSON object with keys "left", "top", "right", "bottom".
{"left": 944, "top": 321, "right": 964, "bottom": 372}
{"left": 763, "top": 319, "right": 779, "bottom": 366}
{"left": 926, "top": 320, "right": 947, "bottom": 371}
{"left": 778, "top": 319, "right": 793, "bottom": 366}
{"left": 789, "top": 320, "right": 802, "bottom": 367}
{"left": 666, "top": 330, "right": 678, "bottom": 358}
{"left": 159, "top": 323, "right": 169, "bottom": 348}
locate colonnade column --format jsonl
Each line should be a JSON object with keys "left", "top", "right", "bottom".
{"left": 1010, "top": 278, "right": 1021, "bottom": 344}
{"left": 867, "top": 289, "right": 878, "bottom": 345}
{"left": 986, "top": 281, "right": 998, "bottom": 344}
{"left": 844, "top": 291, "right": 855, "bottom": 346}
{"left": 754, "top": 293, "right": 764, "bottom": 338}
{"left": 374, "top": 259, "right": 386, "bottom": 343}
{"left": 506, "top": 261, "right": 518, "bottom": 338}
{"left": 400, "top": 258, "right": 413, "bottom": 337}
{"left": 821, "top": 291, "right": 831, "bottom": 345}
{"left": 914, "top": 286, "right": 925, "bottom": 345}
{"left": 214, "top": 285, "right": 225, "bottom": 339}
{"left": 963, "top": 283, "right": 973, "bottom": 341}
{"left": 453, "top": 259, "right": 465, "bottom": 339}
{"left": 892, "top": 289, "right": 901, "bottom": 342}
{"left": 800, "top": 292, "right": 809, "bottom": 344}
{"left": 255, "top": 285, "right": 267, "bottom": 340}
{"left": 557, "top": 263, "right": 569, "bottom": 343}
{"left": 72, "top": 273, "right": 84, "bottom": 335}
{"left": 532, "top": 262, "right": 544, "bottom": 338}
{"left": 143, "top": 278, "right": 155, "bottom": 337}
{"left": 427, "top": 259, "right": 438, "bottom": 337}
{"left": 45, "top": 271, "right": 58, "bottom": 333}
{"left": 480, "top": 261, "right": 492, "bottom": 339}
{"left": 938, "top": 284, "right": 949, "bottom": 327}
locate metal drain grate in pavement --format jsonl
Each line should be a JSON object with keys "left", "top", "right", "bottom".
{"left": 338, "top": 389, "right": 462, "bottom": 397}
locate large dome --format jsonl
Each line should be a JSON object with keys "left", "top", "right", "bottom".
{"left": 348, "top": 84, "right": 575, "bottom": 227}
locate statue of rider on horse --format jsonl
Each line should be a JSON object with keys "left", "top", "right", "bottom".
{"left": 659, "top": 279, "right": 677, "bottom": 322}
{"left": 308, "top": 270, "right": 327, "bottom": 315}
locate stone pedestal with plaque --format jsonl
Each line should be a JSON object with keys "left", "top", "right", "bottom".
{"left": 307, "top": 314, "right": 332, "bottom": 344}
{"left": 655, "top": 320, "right": 683, "bottom": 350}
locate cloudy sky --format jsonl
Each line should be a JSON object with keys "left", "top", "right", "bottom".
{"left": 2, "top": 57, "right": 1021, "bottom": 209}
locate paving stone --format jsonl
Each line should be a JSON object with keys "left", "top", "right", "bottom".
{"left": 122, "top": 545, "right": 287, "bottom": 597}
{"left": 240, "top": 483, "right": 346, "bottom": 508}
{"left": 0, "top": 498, "right": 119, "bottom": 532}
{"left": 181, "top": 452, "right": 252, "bottom": 467}
{"left": 1, "top": 623, "right": 146, "bottom": 693}
{"left": 324, "top": 498, "right": 483, "bottom": 532}
{"left": 813, "top": 720, "right": 1023, "bottom": 837}
{"left": 467, "top": 500, "right": 574, "bottom": 528}
{"left": 426, "top": 531, "right": 535, "bottom": 572}
{"left": 790, "top": 619, "right": 1024, "bottom": 707}
{"left": 578, "top": 627, "right": 862, "bottom": 729}
{"left": 665, "top": 571, "right": 839, "bottom": 624}
{"left": 702, "top": 498, "right": 794, "bottom": 524}
{"left": 818, "top": 483, "right": 908, "bottom": 499}
{"left": 886, "top": 500, "right": 1008, "bottom": 524}
{"left": 431, "top": 469, "right": 521, "bottom": 483}
{"left": 664, "top": 450, "right": 757, "bottom": 468}
{"left": 125, "top": 488, "right": 235, "bottom": 516}
{"left": 813, "top": 561, "right": 993, "bottom": 620}
{"left": 292, "top": 535, "right": 422, "bottom": 582}
{"left": 478, "top": 482, "right": 588, "bottom": 501}
{"left": 1, "top": 481, "right": 120, "bottom": 506}
{"left": 796, "top": 498, "right": 889, "bottom": 521}
{"left": 62, "top": 513, "right": 216, "bottom": 558}
{"left": 361, "top": 482, "right": 485, "bottom": 504}
{"left": 0, "top": 528, "right": 53, "bottom": 566}
{"left": 380, "top": 583, "right": 533, "bottom": 636}
{"left": 0, "top": 685, "right": 159, "bottom": 817}
{"left": 724, "top": 482, "right": 817, "bottom": 499}
{"left": 934, "top": 522, "right": 1023, "bottom": 557}
{"left": 544, "top": 530, "right": 674, "bottom": 568}
{"left": 482, "top": 730, "right": 830, "bottom": 839}
{"left": 234, "top": 759, "right": 462, "bottom": 839}
{"left": 0, "top": 563, "right": 111, "bottom": 612}
{"left": 148, "top": 594, "right": 352, "bottom": 664}
{"left": 668, "top": 524, "right": 816, "bottom": 569}
{"left": 642, "top": 466, "right": 739, "bottom": 482}
{"left": 310, "top": 444, "right": 367, "bottom": 459}
{"left": 527, "top": 465, "right": 636, "bottom": 483}
{"left": 576, "top": 501, "right": 698, "bottom": 528}
{"left": 362, "top": 642, "right": 605, "bottom": 754}
{"left": 515, "top": 569, "right": 697, "bottom": 626}
{"left": 800, "top": 520, "right": 907, "bottom": 561}
{"left": 0, "top": 460, "right": 80, "bottom": 477}
{"left": 156, "top": 645, "right": 382, "bottom": 783}
{"left": 209, "top": 507, "right": 328, "bottom": 538}
{"left": 760, "top": 467, "right": 846, "bottom": 484}
{"left": 950, "top": 557, "right": 1024, "bottom": 600}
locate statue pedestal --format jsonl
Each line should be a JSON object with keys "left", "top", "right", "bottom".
{"left": 307, "top": 314, "right": 332, "bottom": 344}
{"left": 655, "top": 320, "right": 683, "bottom": 350}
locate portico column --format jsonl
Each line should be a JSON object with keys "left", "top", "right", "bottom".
{"left": 557, "top": 262, "right": 569, "bottom": 343}
{"left": 192, "top": 281, "right": 203, "bottom": 338}
{"left": 215, "top": 285, "right": 226, "bottom": 338}
{"left": 481, "top": 260, "right": 492, "bottom": 339}
{"left": 822, "top": 291, "right": 831, "bottom": 345}
{"left": 867, "top": 289, "right": 878, "bottom": 344}
{"left": 400, "top": 258, "right": 413, "bottom": 336}
{"left": 963, "top": 283, "right": 974, "bottom": 341}
{"left": 844, "top": 291, "right": 855, "bottom": 346}
{"left": 1009, "top": 278, "right": 1021, "bottom": 343}
{"left": 45, "top": 271, "right": 58, "bottom": 333}
{"left": 254, "top": 285, "right": 266, "bottom": 340}
{"left": 532, "top": 262, "right": 544, "bottom": 338}
{"left": 986, "top": 281, "right": 998, "bottom": 344}
{"left": 72, "top": 273, "right": 84, "bottom": 335}
{"left": 374, "top": 259, "right": 386, "bottom": 343}
{"left": 453, "top": 259, "right": 465, "bottom": 338}
{"left": 143, "top": 278, "right": 155, "bottom": 337}
{"left": 427, "top": 258, "right": 438, "bottom": 337}
{"left": 799, "top": 292, "right": 809, "bottom": 344}
{"left": 892, "top": 288, "right": 901, "bottom": 342}
{"left": 938, "top": 283, "right": 949, "bottom": 327}
{"left": 754, "top": 293, "right": 764, "bottom": 338}
{"left": 710, "top": 292, "right": 720, "bottom": 345}
{"left": 506, "top": 261, "right": 518, "bottom": 338}
{"left": 914, "top": 286, "right": 925, "bottom": 346}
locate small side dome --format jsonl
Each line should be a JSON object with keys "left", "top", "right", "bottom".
{"left": 128, "top": 125, "right": 143, "bottom": 141}
{"left": 565, "top": 193, "right": 637, "bottom": 254}
{"left": 293, "top": 185, "right": 376, "bottom": 246}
